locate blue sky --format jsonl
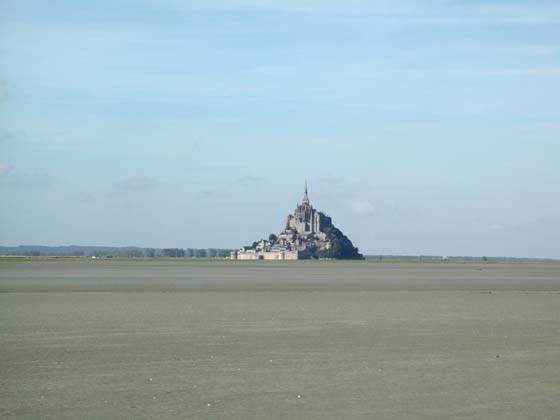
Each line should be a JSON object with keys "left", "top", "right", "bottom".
{"left": 1, "top": 0, "right": 559, "bottom": 257}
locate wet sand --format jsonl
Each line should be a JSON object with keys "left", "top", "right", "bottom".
{"left": 1, "top": 261, "right": 559, "bottom": 419}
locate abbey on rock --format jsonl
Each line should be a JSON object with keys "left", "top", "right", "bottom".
{"left": 231, "top": 184, "right": 363, "bottom": 260}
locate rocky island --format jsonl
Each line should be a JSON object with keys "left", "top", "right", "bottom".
{"left": 231, "top": 185, "right": 363, "bottom": 260}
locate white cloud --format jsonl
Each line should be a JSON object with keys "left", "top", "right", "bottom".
{"left": 113, "top": 176, "right": 158, "bottom": 192}
{"left": 143, "top": 0, "right": 411, "bottom": 15}
{"left": 0, "top": 163, "right": 13, "bottom": 177}
{"left": 0, "top": 165, "right": 55, "bottom": 189}
{"left": 352, "top": 200, "right": 376, "bottom": 215}
{"left": 0, "top": 82, "right": 11, "bottom": 102}
{"left": 238, "top": 175, "right": 264, "bottom": 186}
{"left": 145, "top": 0, "right": 560, "bottom": 24}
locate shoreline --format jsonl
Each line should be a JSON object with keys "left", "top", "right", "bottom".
{"left": 0, "top": 256, "right": 558, "bottom": 264}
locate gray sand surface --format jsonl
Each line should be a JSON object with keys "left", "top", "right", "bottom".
{"left": 1, "top": 261, "right": 559, "bottom": 419}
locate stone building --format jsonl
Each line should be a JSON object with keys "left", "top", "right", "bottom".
{"left": 286, "top": 183, "right": 332, "bottom": 240}
{"left": 231, "top": 184, "right": 338, "bottom": 260}
{"left": 230, "top": 248, "right": 301, "bottom": 260}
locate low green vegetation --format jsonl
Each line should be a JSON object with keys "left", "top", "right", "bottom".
{"left": 312, "top": 226, "right": 363, "bottom": 260}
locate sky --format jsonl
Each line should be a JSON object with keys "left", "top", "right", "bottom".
{"left": 1, "top": 0, "right": 559, "bottom": 258}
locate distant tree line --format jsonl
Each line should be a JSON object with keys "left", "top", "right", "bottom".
{"left": 157, "top": 248, "right": 231, "bottom": 258}
{"left": 96, "top": 248, "right": 233, "bottom": 259}
{"left": 0, "top": 246, "right": 233, "bottom": 259}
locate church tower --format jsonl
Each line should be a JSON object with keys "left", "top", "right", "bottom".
{"left": 302, "top": 181, "right": 310, "bottom": 205}
{"left": 285, "top": 182, "right": 331, "bottom": 237}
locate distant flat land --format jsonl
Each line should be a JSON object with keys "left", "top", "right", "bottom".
{"left": 1, "top": 261, "right": 559, "bottom": 420}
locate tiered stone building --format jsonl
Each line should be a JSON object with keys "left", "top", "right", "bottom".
{"left": 232, "top": 184, "right": 361, "bottom": 260}
{"left": 286, "top": 185, "right": 332, "bottom": 239}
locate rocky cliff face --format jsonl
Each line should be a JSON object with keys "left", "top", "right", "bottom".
{"left": 271, "top": 223, "right": 362, "bottom": 260}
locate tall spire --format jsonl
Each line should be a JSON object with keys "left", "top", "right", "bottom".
{"left": 302, "top": 181, "right": 310, "bottom": 204}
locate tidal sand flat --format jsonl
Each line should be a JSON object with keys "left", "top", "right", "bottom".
{"left": 1, "top": 261, "right": 559, "bottom": 420}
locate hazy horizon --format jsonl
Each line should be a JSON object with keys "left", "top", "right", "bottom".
{"left": 1, "top": 244, "right": 559, "bottom": 261}
{"left": 1, "top": 1, "right": 559, "bottom": 258}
